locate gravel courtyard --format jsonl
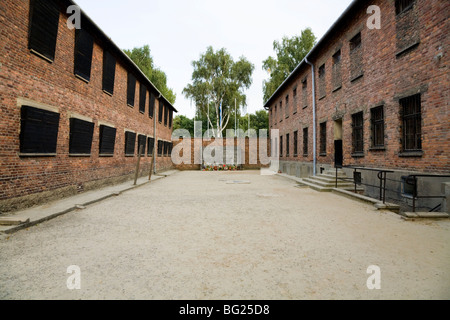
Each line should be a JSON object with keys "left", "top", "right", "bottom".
{"left": 1, "top": 170, "right": 449, "bottom": 300}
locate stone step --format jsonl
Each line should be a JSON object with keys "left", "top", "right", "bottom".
{"left": 303, "top": 177, "right": 354, "bottom": 188}
{"left": 310, "top": 175, "right": 354, "bottom": 184}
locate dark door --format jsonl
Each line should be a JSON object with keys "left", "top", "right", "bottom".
{"left": 334, "top": 140, "right": 343, "bottom": 168}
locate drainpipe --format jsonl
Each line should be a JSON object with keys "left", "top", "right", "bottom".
{"left": 305, "top": 57, "right": 317, "bottom": 176}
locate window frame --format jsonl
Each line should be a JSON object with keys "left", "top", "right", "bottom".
{"left": 352, "top": 111, "right": 364, "bottom": 156}
{"left": 370, "top": 106, "right": 385, "bottom": 149}
{"left": 400, "top": 94, "right": 422, "bottom": 152}
{"left": 69, "top": 117, "right": 95, "bottom": 156}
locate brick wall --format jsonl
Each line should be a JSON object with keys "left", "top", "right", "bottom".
{"left": 268, "top": 0, "right": 449, "bottom": 174}
{"left": 0, "top": 0, "right": 175, "bottom": 212}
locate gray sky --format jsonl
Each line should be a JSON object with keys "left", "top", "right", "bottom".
{"left": 75, "top": 0, "right": 354, "bottom": 118}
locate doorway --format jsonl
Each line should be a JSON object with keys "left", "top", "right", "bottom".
{"left": 334, "top": 119, "right": 343, "bottom": 168}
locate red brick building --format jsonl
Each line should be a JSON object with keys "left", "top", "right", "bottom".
{"left": 265, "top": 0, "right": 449, "bottom": 209}
{"left": 0, "top": 0, "right": 177, "bottom": 212}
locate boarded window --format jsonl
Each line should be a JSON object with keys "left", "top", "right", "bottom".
{"left": 164, "top": 104, "right": 169, "bottom": 126}
{"left": 352, "top": 112, "right": 364, "bottom": 154}
{"left": 127, "top": 73, "right": 136, "bottom": 106}
{"left": 139, "top": 84, "right": 147, "bottom": 114}
{"left": 286, "top": 133, "right": 290, "bottom": 157}
{"left": 149, "top": 92, "right": 155, "bottom": 118}
{"left": 99, "top": 125, "right": 116, "bottom": 156}
{"left": 102, "top": 51, "right": 116, "bottom": 94}
{"left": 303, "top": 128, "right": 308, "bottom": 156}
{"left": 20, "top": 106, "right": 60, "bottom": 154}
{"left": 157, "top": 140, "right": 163, "bottom": 156}
{"left": 147, "top": 137, "right": 155, "bottom": 156}
{"left": 158, "top": 101, "right": 164, "bottom": 123}
{"left": 293, "top": 131, "right": 298, "bottom": 156}
{"left": 320, "top": 122, "right": 327, "bottom": 155}
{"left": 350, "top": 33, "right": 364, "bottom": 81}
{"left": 401, "top": 94, "right": 422, "bottom": 151}
{"left": 371, "top": 106, "right": 385, "bottom": 148}
{"left": 28, "top": 0, "right": 60, "bottom": 62}
{"left": 69, "top": 118, "right": 94, "bottom": 155}
{"left": 318, "top": 64, "right": 326, "bottom": 99}
{"left": 169, "top": 110, "right": 173, "bottom": 128}
{"left": 137, "top": 134, "right": 147, "bottom": 155}
{"left": 74, "top": 29, "right": 94, "bottom": 82}
{"left": 332, "top": 50, "right": 342, "bottom": 90}
{"left": 395, "top": 0, "right": 420, "bottom": 55}
{"left": 125, "top": 131, "right": 136, "bottom": 156}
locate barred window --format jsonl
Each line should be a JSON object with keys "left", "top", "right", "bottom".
{"left": 293, "top": 131, "right": 298, "bottom": 157}
{"left": 69, "top": 118, "right": 95, "bottom": 155}
{"left": 20, "top": 106, "right": 60, "bottom": 155}
{"left": 286, "top": 133, "right": 290, "bottom": 157}
{"left": 371, "top": 106, "right": 385, "bottom": 148}
{"left": 401, "top": 94, "right": 422, "bottom": 151}
{"left": 320, "top": 122, "right": 327, "bottom": 155}
{"left": 303, "top": 127, "right": 308, "bottom": 156}
{"left": 102, "top": 51, "right": 116, "bottom": 95}
{"left": 157, "top": 140, "right": 163, "bottom": 156}
{"left": 28, "top": 0, "right": 60, "bottom": 62}
{"left": 125, "top": 131, "right": 136, "bottom": 156}
{"left": 74, "top": 29, "right": 94, "bottom": 82}
{"left": 127, "top": 73, "right": 136, "bottom": 107}
{"left": 99, "top": 125, "right": 116, "bottom": 156}
{"left": 352, "top": 112, "right": 364, "bottom": 154}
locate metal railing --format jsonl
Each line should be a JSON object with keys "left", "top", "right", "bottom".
{"left": 405, "top": 174, "right": 450, "bottom": 212}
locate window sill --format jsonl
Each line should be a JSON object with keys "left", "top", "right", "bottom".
{"left": 285, "top": 116, "right": 289, "bottom": 119}
{"left": 127, "top": 104, "right": 134, "bottom": 108}
{"left": 399, "top": 151, "right": 423, "bottom": 158}
{"left": 139, "top": 111, "right": 145, "bottom": 114}
{"left": 351, "top": 153, "right": 365, "bottom": 158}
{"left": 319, "top": 153, "right": 327, "bottom": 157}
{"left": 293, "top": 111, "right": 297, "bottom": 115}
{"left": 396, "top": 42, "right": 420, "bottom": 58}
{"left": 303, "top": 154, "right": 308, "bottom": 158}
{"left": 19, "top": 153, "right": 56, "bottom": 157}
{"left": 303, "top": 106, "right": 308, "bottom": 109}
{"left": 69, "top": 154, "right": 91, "bottom": 157}
{"left": 99, "top": 154, "right": 114, "bottom": 157}
{"left": 30, "top": 49, "right": 53, "bottom": 63}
{"left": 125, "top": 154, "right": 135, "bottom": 157}
{"left": 350, "top": 74, "right": 364, "bottom": 83}
{"left": 318, "top": 95, "right": 326, "bottom": 101}
{"left": 332, "top": 86, "right": 342, "bottom": 93}
{"left": 103, "top": 90, "right": 113, "bottom": 96}
{"left": 75, "top": 74, "right": 90, "bottom": 84}
{"left": 369, "top": 147, "right": 386, "bottom": 152}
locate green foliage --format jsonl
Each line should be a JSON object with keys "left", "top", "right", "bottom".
{"left": 124, "top": 45, "right": 176, "bottom": 104}
{"left": 262, "top": 28, "right": 317, "bottom": 103}
{"left": 173, "top": 115, "right": 195, "bottom": 136}
{"left": 183, "top": 46, "right": 254, "bottom": 137}
{"left": 239, "top": 110, "right": 269, "bottom": 137}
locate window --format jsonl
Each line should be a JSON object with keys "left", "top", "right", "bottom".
{"left": 352, "top": 112, "right": 364, "bottom": 155}
{"left": 168, "top": 142, "right": 173, "bottom": 157}
{"left": 74, "top": 29, "right": 94, "bottom": 82}
{"left": 158, "top": 101, "right": 164, "bottom": 123}
{"left": 302, "top": 78, "right": 308, "bottom": 109}
{"left": 401, "top": 94, "right": 422, "bottom": 152}
{"left": 102, "top": 51, "right": 116, "bottom": 95}
{"left": 318, "top": 64, "right": 326, "bottom": 99}
{"left": 274, "top": 104, "right": 277, "bottom": 125}
{"left": 320, "top": 122, "right": 327, "bottom": 155}
{"left": 293, "top": 87, "right": 298, "bottom": 114}
{"left": 285, "top": 95, "right": 289, "bottom": 119}
{"left": 147, "top": 137, "right": 155, "bottom": 156}
{"left": 293, "top": 131, "right": 298, "bottom": 157}
{"left": 279, "top": 101, "right": 283, "bottom": 122}
{"left": 28, "top": 0, "right": 60, "bottom": 62}
{"left": 157, "top": 140, "right": 163, "bottom": 156}
{"left": 149, "top": 92, "right": 155, "bottom": 118}
{"left": 286, "top": 134, "right": 290, "bottom": 157}
{"left": 164, "top": 141, "right": 169, "bottom": 156}
{"left": 164, "top": 104, "right": 169, "bottom": 126}
{"left": 303, "top": 128, "right": 308, "bottom": 156}
{"left": 127, "top": 73, "right": 136, "bottom": 107}
{"left": 169, "top": 110, "right": 173, "bottom": 128}
{"left": 124, "top": 131, "right": 136, "bottom": 156}
{"left": 332, "top": 50, "right": 342, "bottom": 91}
{"left": 137, "top": 134, "right": 147, "bottom": 155}
{"left": 69, "top": 118, "right": 95, "bottom": 155}
{"left": 280, "top": 136, "right": 283, "bottom": 158}
{"left": 396, "top": 0, "right": 415, "bottom": 15}
{"left": 139, "top": 84, "right": 147, "bottom": 114}
{"left": 350, "top": 33, "right": 363, "bottom": 81}
{"left": 371, "top": 106, "right": 385, "bottom": 148}
{"left": 20, "top": 106, "right": 60, "bottom": 155}
{"left": 99, "top": 125, "right": 116, "bottom": 156}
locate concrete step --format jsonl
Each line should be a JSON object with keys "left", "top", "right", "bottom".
{"left": 400, "top": 212, "right": 450, "bottom": 220}
{"left": 310, "top": 175, "right": 354, "bottom": 184}
{"left": 303, "top": 177, "right": 354, "bottom": 188}
{"left": 299, "top": 179, "right": 334, "bottom": 192}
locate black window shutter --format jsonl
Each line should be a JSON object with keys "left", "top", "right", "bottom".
{"left": 127, "top": 73, "right": 136, "bottom": 106}
{"left": 157, "top": 140, "right": 163, "bottom": 156}
{"left": 158, "top": 101, "right": 164, "bottom": 123}
{"left": 147, "top": 137, "right": 155, "bottom": 156}
{"left": 149, "top": 92, "right": 155, "bottom": 118}
{"left": 169, "top": 110, "right": 173, "bottom": 128}
{"left": 69, "top": 118, "right": 95, "bottom": 154}
{"left": 20, "top": 106, "right": 60, "bottom": 154}
{"left": 164, "top": 105, "right": 169, "bottom": 126}
{"left": 102, "top": 51, "right": 116, "bottom": 94}
{"left": 125, "top": 132, "right": 136, "bottom": 155}
{"left": 139, "top": 84, "right": 147, "bottom": 113}
{"left": 137, "top": 134, "right": 147, "bottom": 155}
{"left": 74, "top": 29, "right": 94, "bottom": 81}
{"left": 99, "top": 125, "right": 116, "bottom": 155}
{"left": 29, "top": 0, "right": 60, "bottom": 62}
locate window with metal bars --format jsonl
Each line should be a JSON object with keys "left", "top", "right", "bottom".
{"left": 102, "top": 51, "right": 116, "bottom": 95}
{"left": 370, "top": 106, "right": 385, "bottom": 148}
{"left": 332, "top": 50, "right": 342, "bottom": 90}
{"left": 137, "top": 134, "right": 147, "bottom": 155}
{"left": 280, "top": 136, "right": 283, "bottom": 158}
{"left": 352, "top": 112, "right": 364, "bottom": 154}
{"left": 401, "top": 94, "right": 422, "bottom": 151}
{"left": 74, "top": 29, "right": 94, "bottom": 82}
{"left": 158, "top": 101, "right": 164, "bottom": 123}
{"left": 69, "top": 118, "right": 95, "bottom": 155}
{"left": 124, "top": 131, "right": 136, "bottom": 156}
{"left": 20, "top": 106, "right": 60, "bottom": 155}
{"left": 318, "top": 64, "right": 326, "bottom": 98}
{"left": 139, "top": 84, "right": 147, "bottom": 114}
{"left": 286, "top": 133, "right": 290, "bottom": 157}
{"left": 127, "top": 73, "right": 136, "bottom": 107}
{"left": 303, "top": 127, "right": 308, "bottom": 156}
{"left": 28, "top": 0, "right": 60, "bottom": 62}
{"left": 293, "top": 131, "right": 298, "bottom": 157}
{"left": 396, "top": 0, "right": 415, "bottom": 15}
{"left": 285, "top": 95, "right": 289, "bottom": 119}
{"left": 99, "top": 125, "right": 116, "bottom": 156}
{"left": 320, "top": 122, "right": 327, "bottom": 155}
{"left": 147, "top": 137, "right": 155, "bottom": 156}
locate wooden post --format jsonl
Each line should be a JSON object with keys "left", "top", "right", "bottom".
{"left": 149, "top": 145, "right": 156, "bottom": 181}
{"left": 134, "top": 145, "right": 144, "bottom": 185}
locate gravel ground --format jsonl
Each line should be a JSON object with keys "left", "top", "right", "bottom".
{"left": 0, "top": 171, "right": 449, "bottom": 300}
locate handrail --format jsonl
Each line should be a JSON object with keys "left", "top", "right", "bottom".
{"left": 405, "top": 174, "right": 450, "bottom": 212}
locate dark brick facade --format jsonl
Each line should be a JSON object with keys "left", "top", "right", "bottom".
{"left": 266, "top": 0, "right": 449, "bottom": 174}
{"left": 0, "top": 0, "right": 176, "bottom": 212}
